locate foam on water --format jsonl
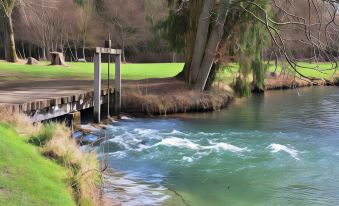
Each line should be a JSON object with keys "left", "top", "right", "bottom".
{"left": 198, "top": 132, "right": 220, "bottom": 136}
{"left": 133, "top": 128, "right": 157, "bottom": 135}
{"left": 204, "top": 142, "right": 247, "bottom": 152}
{"left": 267, "top": 143, "right": 300, "bottom": 160}
{"left": 166, "top": 130, "right": 189, "bottom": 136}
{"left": 104, "top": 172, "right": 169, "bottom": 206}
{"left": 155, "top": 137, "right": 201, "bottom": 150}
{"left": 108, "top": 151, "right": 127, "bottom": 158}
{"left": 182, "top": 156, "right": 194, "bottom": 163}
{"left": 154, "top": 136, "right": 247, "bottom": 154}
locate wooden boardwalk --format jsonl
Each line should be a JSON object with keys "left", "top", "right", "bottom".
{"left": 0, "top": 79, "right": 114, "bottom": 121}
{"left": 0, "top": 79, "right": 95, "bottom": 104}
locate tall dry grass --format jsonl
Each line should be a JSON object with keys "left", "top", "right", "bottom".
{"left": 42, "top": 123, "right": 101, "bottom": 206}
{"left": 0, "top": 108, "right": 41, "bottom": 136}
{"left": 122, "top": 87, "right": 233, "bottom": 115}
{"left": 0, "top": 109, "right": 101, "bottom": 206}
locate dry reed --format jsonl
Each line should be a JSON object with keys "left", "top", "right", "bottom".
{"left": 122, "top": 88, "right": 233, "bottom": 115}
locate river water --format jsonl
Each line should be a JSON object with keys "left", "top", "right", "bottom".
{"left": 96, "top": 87, "right": 339, "bottom": 206}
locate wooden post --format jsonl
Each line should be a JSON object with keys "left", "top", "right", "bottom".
{"left": 94, "top": 53, "right": 101, "bottom": 123}
{"left": 67, "top": 111, "right": 81, "bottom": 132}
{"left": 115, "top": 54, "right": 121, "bottom": 113}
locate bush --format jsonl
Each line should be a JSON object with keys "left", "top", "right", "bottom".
{"left": 233, "top": 76, "right": 251, "bottom": 97}
{"left": 334, "top": 76, "right": 339, "bottom": 86}
{"left": 29, "top": 123, "right": 58, "bottom": 146}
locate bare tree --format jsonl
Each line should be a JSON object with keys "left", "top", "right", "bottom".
{"left": 101, "top": 0, "right": 148, "bottom": 62}
{"left": 239, "top": 0, "right": 339, "bottom": 79}
{"left": 0, "top": 0, "right": 17, "bottom": 62}
{"left": 77, "top": 0, "right": 95, "bottom": 59}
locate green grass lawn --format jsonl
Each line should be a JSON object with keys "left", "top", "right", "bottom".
{"left": 0, "top": 61, "right": 184, "bottom": 80}
{"left": 0, "top": 61, "right": 337, "bottom": 82}
{"left": 0, "top": 124, "right": 75, "bottom": 206}
{"left": 223, "top": 62, "right": 338, "bottom": 80}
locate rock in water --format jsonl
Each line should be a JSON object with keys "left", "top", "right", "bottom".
{"left": 26, "top": 57, "right": 39, "bottom": 65}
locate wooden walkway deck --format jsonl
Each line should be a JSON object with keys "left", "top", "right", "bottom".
{"left": 0, "top": 79, "right": 114, "bottom": 121}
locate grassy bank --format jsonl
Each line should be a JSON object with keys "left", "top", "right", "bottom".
{"left": 0, "top": 124, "right": 75, "bottom": 206}
{"left": 0, "top": 112, "right": 101, "bottom": 206}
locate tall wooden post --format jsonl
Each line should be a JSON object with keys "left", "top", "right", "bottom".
{"left": 115, "top": 54, "right": 121, "bottom": 113}
{"left": 93, "top": 53, "right": 101, "bottom": 123}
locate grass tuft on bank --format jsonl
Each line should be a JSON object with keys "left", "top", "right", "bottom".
{"left": 36, "top": 123, "right": 100, "bottom": 206}
{"left": 0, "top": 110, "right": 101, "bottom": 206}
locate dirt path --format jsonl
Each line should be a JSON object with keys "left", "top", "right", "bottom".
{"left": 0, "top": 78, "right": 190, "bottom": 105}
{"left": 0, "top": 79, "right": 95, "bottom": 104}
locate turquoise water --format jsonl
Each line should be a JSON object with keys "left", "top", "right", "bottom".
{"left": 98, "top": 87, "right": 339, "bottom": 206}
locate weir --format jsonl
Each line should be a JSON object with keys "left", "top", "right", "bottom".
{"left": 93, "top": 47, "right": 122, "bottom": 123}
{"left": 0, "top": 47, "right": 122, "bottom": 124}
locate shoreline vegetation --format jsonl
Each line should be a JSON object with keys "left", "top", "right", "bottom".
{"left": 0, "top": 110, "right": 106, "bottom": 206}
{"left": 122, "top": 78, "right": 234, "bottom": 115}
{"left": 0, "top": 61, "right": 338, "bottom": 115}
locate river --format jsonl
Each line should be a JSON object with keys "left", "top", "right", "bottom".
{"left": 94, "top": 87, "right": 339, "bottom": 206}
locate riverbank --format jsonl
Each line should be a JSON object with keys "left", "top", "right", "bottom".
{"left": 0, "top": 111, "right": 104, "bottom": 206}
{"left": 0, "top": 61, "right": 338, "bottom": 116}
{"left": 121, "top": 74, "right": 339, "bottom": 115}
{"left": 264, "top": 73, "right": 337, "bottom": 90}
{"left": 1, "top": 75, "right": 336, "bottom": 118}
{"left": 122, "top": 78, "right": 234, "bottom": 115}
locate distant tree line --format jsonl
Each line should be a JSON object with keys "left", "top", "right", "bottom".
{"left": 0, "top": 0, "right": 180, "bottom": 63}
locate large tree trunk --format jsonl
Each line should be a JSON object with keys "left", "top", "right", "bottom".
{"left": 204, "top": 63, "right": 219, "bottom": 90}
{"left": 176, "top": 0, "right": 203, "bottom": 82}
{"left": 28, "top": 43, "right": 32, "bottom": 57}
{"left": 121, "top": 29, "right": 127, "bottom": 63}
{"left": 21, "top": 40, "right": 26, "bottom": 59}
{"left": 42, "top": 46, "right": 47, "bottom": 60}
{"left": 82, "top": 43, "right": 86, "bottom": 59}
{"left": 2, "top": 20, "right": 8, "bottom": 60}
{"left": 189, "top": 0, "right": 215, "bottom": 84}
{"left": 74, "top": 44, "right": 78, "bottom": 61}
{"left": 4, "top": 15, "right": 17, "bottom": 62}
{"left": 122, "top": 39, "right": 126, "bottom": 63}
{"left": 37, "top": 47, "right": 40, "bottom": 60}
{"left": 194, "top": 0, "right": 229, "bottom": 91}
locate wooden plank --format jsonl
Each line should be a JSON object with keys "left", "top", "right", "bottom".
{"left": 95, "top": 47, "right": 122, "bottom": 55}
